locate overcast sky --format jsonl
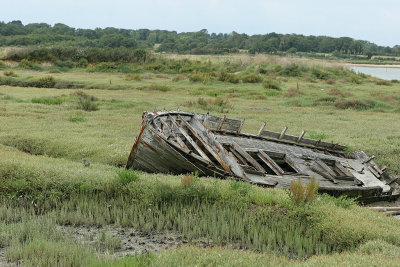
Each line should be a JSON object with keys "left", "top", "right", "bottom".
{"left": 1, "top": 0, "right": 399, "bottom": 47}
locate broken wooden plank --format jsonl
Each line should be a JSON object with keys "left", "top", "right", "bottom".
{"left": 237, "top": 119, "right": 245, "bottom": 133}
{"left": 279, "top": 127, "right": 288, "bottom": 139}
{"left": 178, "top": 115, "right": 249, "bottom": 181}
{"left": 315, "top": 159, "right": 337, "bottom": 178}
{"left": 257, "top": 150, "right": 284, "bottom": 175}
{"left": 230, "top": 142, "right": 265, "bottom": 173}
{"left": 217, "top": 115, "right": 226, "bottom": 131}
{"left": 158, "top": 117, "right": 190, "bottom": 152}
{"left": 257, "top": 122, "right": 266, "bottom": 136}
{"left": 229, "top": 147, "right": 248, "bottom": 165}
{"left": 297, "top": 131, "right": 306, "bottom": 143}
{"left": 168, "top": 114, "right": 212, "bottom": 162}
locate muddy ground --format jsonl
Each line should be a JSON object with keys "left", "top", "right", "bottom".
{"left": 58, "top": 225, "right": 188, "bottom": 257}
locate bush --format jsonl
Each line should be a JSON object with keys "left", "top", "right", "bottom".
{"left": 68, "top": 114, "right": 86, "bottom": 123}
{"left": 218, "top": 72, "right": 239, "bottom": 83}
{"left": 31, "top": 96, "right": 64, "bottom": 105}
{"left": 92, "top": 62, "right": 119, "bottom": 72}
{"left": 240, "top": 73, "right": 263, "bottom": 83}
{"left": 314, "top": 96, "right": 337, "bottom": 106}
{"left": 48, "top": 69, "right": 61, "bottom": 74}
{"left": 311, "top": 67, "right": 330, "bottom": 80}
{"left": 334, "top": 99, "right": 376, "bottom": 110}
{"left": 375, "top": 80, "right": 391, "bottom": 86}
{"left": 19, "top": 59, "right": 41, "bottom": 70}
{"left": 35, "top": 76, "right": 56, "bottom": 88}
{"left": 55, "top": 60, "right": 74, "bottom": 69}
{"left": 116, "top": 169, "right": 139, "bottom": 186}
{"left": 77, "top": 58, "right": 89, "bottom": 68}
{"left": 262, "top": 78, "right": 281, "bottom": 90}
{"left": 285, "top": 88, "right": 302, "bottom": 97}
{"left": 172, "top": 74, "right": 186, "bottom": 82}
{"left": 73, "top": 91, "right": 99, "bottom": 111}
{"left": 125, "top": 74, "right": 142, "bottom": 81}
{"left": 3, "top": 70, "right": 15, "bottom": 77}
{"left": 147, "top": 84, "right": 170, "bottom": 92}
{"left": 281, "top": 63, "right": 301, "bottom": 77}
{"left": 348, "top": 76, "right": 361, "bottom": 84}
{"left": 188, "top": 71, "right": 210, "bottom": 84}
{"left": 185, "top": 97, "right": 233, "bottom": 113}
{"left": 181, "top": 173, "right": 195, "bottom": 187}
{"left": 290, "top": 178, "right": 319, "bottom": 204}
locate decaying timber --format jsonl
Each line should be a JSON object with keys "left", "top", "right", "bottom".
{"left": 126, "top": 110, "right": 400, "bottom": 202}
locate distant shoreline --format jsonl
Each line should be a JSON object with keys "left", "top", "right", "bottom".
{"left": 346, "top": 63, "right": 400, "bottom": 68}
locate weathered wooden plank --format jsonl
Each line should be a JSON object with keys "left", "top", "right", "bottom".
{"left": 230, "top": 142, "right": 265, "bottom": 173}
{"left": 334, "top": 161, "right": 354, "bottom": 178}
{"left": 229, "top": 147, "right": 248, "bottom": 165}
{"left": 179, "top": 115, "right": 248, "bottom": 180}
{"left": 279, "top": 127, "right": 288, "bottom": 139}
{"left": 297, "top": 131, "right": 306, "bottom": 143}
{"left": 237, "top": 119, "right": 245, "bottom": 133}
{"left": 217, "top": 115, "right": 226, "bottom": 131}
{"left": 315, "top": 159, "right": 337, "bottom": 177}
{"left": 168, "top": 115, "right": 212, "bottom": 162}
{"left": 257, "top": 122, "right": 266, "bottom": 136}
{"left": 158, "top": 117, "right": 190, "bottom": 152}
{"left": 257, "top": 150, "right": 284, "bottom": 175}
{"left": 310, "top": 162, "right": 337, "bottom": 183}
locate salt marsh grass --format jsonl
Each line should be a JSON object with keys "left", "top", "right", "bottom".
{"left": 0, "top": 54, "right": 400, "bottom": 265}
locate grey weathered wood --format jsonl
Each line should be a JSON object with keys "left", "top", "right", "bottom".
{"left": 237, "top": 119, "right": 245, "bottom": 133}
{"left": 279, "top": 127, "right": 288, "bottom": 139}
{"left": 179, "top": 115, "right": 248, "bottom": 181}
{"left": 363, "top": 155, "right": 375, "bottom": 164}
{"left": 158, "top": 117, "right": 190, "bottom": 152}
{"left": 230, "top": 142, "right": 265, "bottom": 173}
{"left": 315, "top": 159, "right": 337, "bottom": 177}
{"left": 127, "top": 110, "right": 399, "bottom": 202}
{"left": 168, "top": 114, "right": 212, "bottom": 162}
{"left": 368, "top": 165, "right": 380, "bottom": 178}
{"left": 257, "top": 122, "right": 266, "bottom": 136}
{"left": 229, "top": 147, "right": 248, "bottom": 165}
{"left": 217, "top": 115, "right": 226, "bottom": 131}
{"left": 257, "top": 150, "right": 284, "bottom": 175}
{"left": 310, "top": 162, "right": 337, "bottom": 183}
{"left": 297, "top": 131, "right": 305, "bottom": 143}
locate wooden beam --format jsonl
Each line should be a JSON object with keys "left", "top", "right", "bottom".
{"left": 279, "top": 127, "right": 288, "bottom": 139}
{"left": 237, "top": 119, "right": 245, "bottom": 133}
{"left": 159, "top": 117, "right": 190, "bottom": 152}
{"left": 315, "top": 159, "right": 337, "bottom": 178}
{"left": 177, "top": 114, "right": 231, "bottom": 172}
{"left": 297, "top": 131, "right": 305, "bottom": 143}
{"left": 217, "top": 115, "right": 226, "bottom": 131}
{"left": 178, "top": 115, "right": 248, "bottom": 180}
{"left": 257, "top": 122, "right": 266, "bottom": 136}
{"left": 229, "top": 147, "right": 248, "bottom": 165}
{"left": 230, "top": 142, "right": 265, "bottom": 173}
{"left": 257, "top": 150, "right": 284, "bottom": 175}
{"left": 168, "top": 115, "right": 211, "bottom": 162}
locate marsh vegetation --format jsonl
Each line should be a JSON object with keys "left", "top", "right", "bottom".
{"left": 0, "top": 53, "right": 400, "bottom": 266}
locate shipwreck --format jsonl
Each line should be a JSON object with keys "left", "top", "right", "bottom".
{"left": 126, "top": 110, "right": 399, "bottom": 202}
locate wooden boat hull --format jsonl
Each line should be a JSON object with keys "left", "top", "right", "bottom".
{"left": 126, "top": 111, "right": 400, "bottom": 203}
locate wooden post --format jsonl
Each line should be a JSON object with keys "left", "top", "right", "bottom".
{"left": 279, "top": 127, "right": 288, "bottom": 139}
{"left": 257, "top": 122, "right": 266, "bottom": 136}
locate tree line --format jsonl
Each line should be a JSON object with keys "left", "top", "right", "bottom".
{"left": 1, "top": 20, "right": 400, "bottom": 57}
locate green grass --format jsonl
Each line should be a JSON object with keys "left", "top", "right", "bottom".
{"left": 0, "top": 56, "right": 400, "bottom": 266}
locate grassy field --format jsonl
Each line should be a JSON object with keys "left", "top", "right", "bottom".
{"left": 0, "top": 55, "right": 400, "bottom": 266}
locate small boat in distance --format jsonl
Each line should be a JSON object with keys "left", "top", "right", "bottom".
{"left": 126, "top": 110, "right": 399, "bottom": 203}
